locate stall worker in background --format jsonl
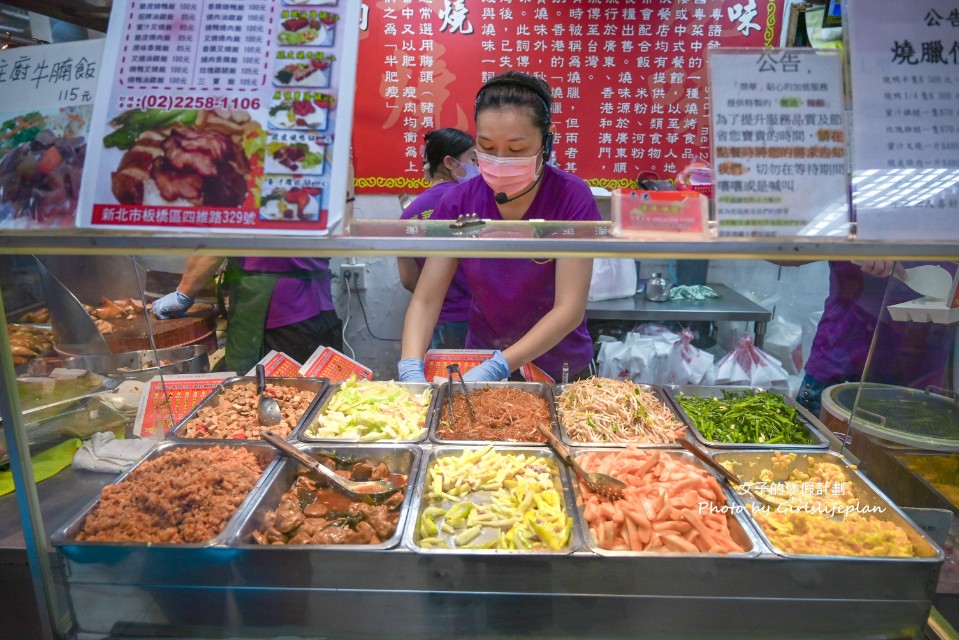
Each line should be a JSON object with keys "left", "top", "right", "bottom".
{"left": 153, "top": 257, "right": 341, "bottom": 374}
{"left": 397, "top": 128, "right": 477, "bottom": 350}
{"left": 398, "top": 71, "right": 601, "bottom": 383}
{"left": 776, "top": 259, "right": 954, "bottom": 418}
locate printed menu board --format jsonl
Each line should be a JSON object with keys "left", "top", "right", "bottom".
{"left": 848, "top": 0, "right": 959, "bottom": 241}
{"left": 0, "top": 39, "right": 103, "bottom": 229}
{"left": 709, "top": 48, "right": 848, "bottom": 238}
{"left": 77, "top": 1, "right": 358, "bottom": 235}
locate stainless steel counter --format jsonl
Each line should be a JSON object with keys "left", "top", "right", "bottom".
{"left": 0, "top": 440, "right": 942, "bottom": 639}
{"left": 586, "top": 282, "right": 772, "bottom": 347}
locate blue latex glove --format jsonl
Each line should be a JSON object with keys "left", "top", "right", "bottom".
{"left": 462, "top": 350, "right": 511, "bottom": 382}
{"left": 152, "top": 290, "right": 195, "bottom": 319}
{"left": 397, "top": 357, "right": 427, "bottom": 383}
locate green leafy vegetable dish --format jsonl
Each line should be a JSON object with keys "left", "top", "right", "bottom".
{"left": 675, "top": 390, "right": 815, "bottom": 445}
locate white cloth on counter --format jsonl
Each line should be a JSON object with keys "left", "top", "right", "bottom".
{"left": 72, "top": 432, "right": 157, "bottom": 474}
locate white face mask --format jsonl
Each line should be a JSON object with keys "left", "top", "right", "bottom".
{"left": 475, "top": 150, "right": 540, "bottom": 197}
{"left": 453, "top": 159, "right": 481, "bottom": 183}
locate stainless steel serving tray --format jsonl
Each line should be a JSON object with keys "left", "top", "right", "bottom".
{"left": 170, "top": 375, "right": 327, "bottom": 442}
{"left": 51, "top": 441, "right": 278, "bottom": 550}
{"left": 664, "top": 385, "right": 830, "bottom": 449}
{"left": 890, "top": 451, "right": 959, "bottom": 511}
{"left": 224, "top": 443, "right": 421, "bottom": 550}
{"left": 429, "top": 381, "right": 558, "bottom": 446}
{"left": 64, "top": 345, "right": 210, "bottom": 382}
{"left": 404, "top": 445, "right": 582, "bottom": 555}
{"left": 568, "top": 448, "right": 761, "bottom": 558}
{"left": 296, "top": 381, "right": 435, "bottom": 443}
{"left": 712, "top": 450, "right": 944, "bottom": 563}
{"left": 0, "top": 396, "right": 129, "bottom": 465}
{"left": 554, "top": 381, "right": 684, "bottom": 448}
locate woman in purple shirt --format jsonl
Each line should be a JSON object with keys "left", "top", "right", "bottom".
{"left": 153, "top": 256, "right": 340, "bottom": 374}
{"left": 398, "top": 128, "right": 477, "bottom": 349}
{"left": 778, "top": 260, "right": 954, "bottom": 418}
{"left": 398, "top": 71, "right": 602, "bottom": 382}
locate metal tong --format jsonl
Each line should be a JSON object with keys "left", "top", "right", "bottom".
{"left": 446, "top": 364, "right": 476, "bottom": 422}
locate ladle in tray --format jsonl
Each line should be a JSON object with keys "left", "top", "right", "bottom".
{"left": 261, "top": 431, "right": 399, "bottom": 502}
{"left": 534, "top": 423, "right": 626, "bottom": 500}
{"left": 677, "top": 438, "right": 781, "bottom": 508}
{"left": 256, "top": 364, "right": 282, "bottom": 427}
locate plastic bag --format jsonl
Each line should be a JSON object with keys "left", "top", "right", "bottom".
{"left": 762, "top": 316, "right": 804, "bottom": 375}
{"left": 665, "top": 329, "right": 716, "bottom": 385}
{"left": 598, "top": 326, "right": 715, "bottom": 386}
{"left": 588, "top": 258, "right": 637, "bottom": 301}
{"left": 597, "top": 332, "right": 657, "bottom": 382}
{"left": 714, "top": 336, "right": 789, "bottom": 391}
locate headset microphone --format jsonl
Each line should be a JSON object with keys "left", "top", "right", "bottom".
{"left": 494, "top": 170, "right": 544, "bottom": 205}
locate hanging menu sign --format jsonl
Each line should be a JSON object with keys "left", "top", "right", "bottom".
{"left": 710, "top": 48, "right": 848, "bottom": 238}
{"left": 76, "top": 1, "right": 359, "bottom": 235}
{"left": 0, "top": 39, "right": 103, "bottom": 229}
{"left": 848, "top": 0, "right": 959, "bottom": 241}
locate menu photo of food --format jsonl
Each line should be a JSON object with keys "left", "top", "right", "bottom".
{"left": 278, "top": 10, "right": 339, "bottom": 47}
{"left": 273, "top": 52, "right": 335, "bottom": 89}
{"left": 268, "top": 92, "right": 333, "bottom": 131}
{"left": 266, "top": 132, "right": 328, "bottom": 175}
{"left": 104, "top": 108, "right": 264, "bottom": 209}
{"left": 259, "top": 175, "right": 326, "bottom": 225}
{"left": 0, "top": 106, "right": 90, "bottom": 228}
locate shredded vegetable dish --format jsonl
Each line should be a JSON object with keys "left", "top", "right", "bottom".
{"left": 437, "top": 387, "right": 549, "bottom": 442}
{"left": 305, "top": 376, "right": 431, "bottom": 441}
{"left": 558, "top": 377, "right": 685, "bottom": 444}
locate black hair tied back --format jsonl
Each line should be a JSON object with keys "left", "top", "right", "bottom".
{"left": 422, "top": 128, "right": 475, "bottom": 179}
{"left": 475, "top": 71, "right": 553, "bottom": 157}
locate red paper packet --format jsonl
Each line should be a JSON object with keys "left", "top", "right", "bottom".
{"left": 249, "top": 350, "right": 303, "bottom": 378}
{"left": 134, "top": 373, "right": 233, "bottom": 438}
{"left": 299, "top": 346, "right": 372, "bottom": 383}
{"left": 424, "top": 349, "right": 555, "bottom": 383}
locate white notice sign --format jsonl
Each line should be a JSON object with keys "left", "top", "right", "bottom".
{"left": 710, "top": 48, "right": 848, "bottom": 238}
{"left": 849, "top": 0, "right": 959, "bottom": 241}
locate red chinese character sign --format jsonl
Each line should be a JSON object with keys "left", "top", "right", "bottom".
{"left": 354, "top": 0, "right": 784, "bottom": 194}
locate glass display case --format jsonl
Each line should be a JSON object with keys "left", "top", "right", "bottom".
{"left": 1, "top": 240, "right": 956, "bottom": 640}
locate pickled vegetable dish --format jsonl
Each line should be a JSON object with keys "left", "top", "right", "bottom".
{"left": 415, "top": 447, "right": 573, "bottom": 550}
{"left": 436, "top": 387, "right": 549, "bottom": 442}
{"left": 675, "top": 390, "right": 815, "bottom": 445}
{"left": 558, "top": 377, "right": 685, "bottom": 444}
{"left": 305, "top": 376, "right": 431, "bottom": 441}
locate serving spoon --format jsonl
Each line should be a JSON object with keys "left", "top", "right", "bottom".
{"left": 677, "top": 438, "right": 781, "bottom": 508}
{"left": 256, "top": 364, "right": 282, "bottom": 427}
{"left": 534, "top": 423, "right": 626, "bottom": 500}
{"left": 261, "top": 431, "right": 399, "bottom": 502}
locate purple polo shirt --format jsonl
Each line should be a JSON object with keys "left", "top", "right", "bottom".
{"left": 236, "top": 257, "right": 333, "bottom": 329}
{"left": 400, "top": 181, "right": 471, "bottom": 324}
{"left": 805, "top": 261, "right": 953, "bottom": 388}
{"left": 429, "top": 164, "right": 602, "bottom": 379}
